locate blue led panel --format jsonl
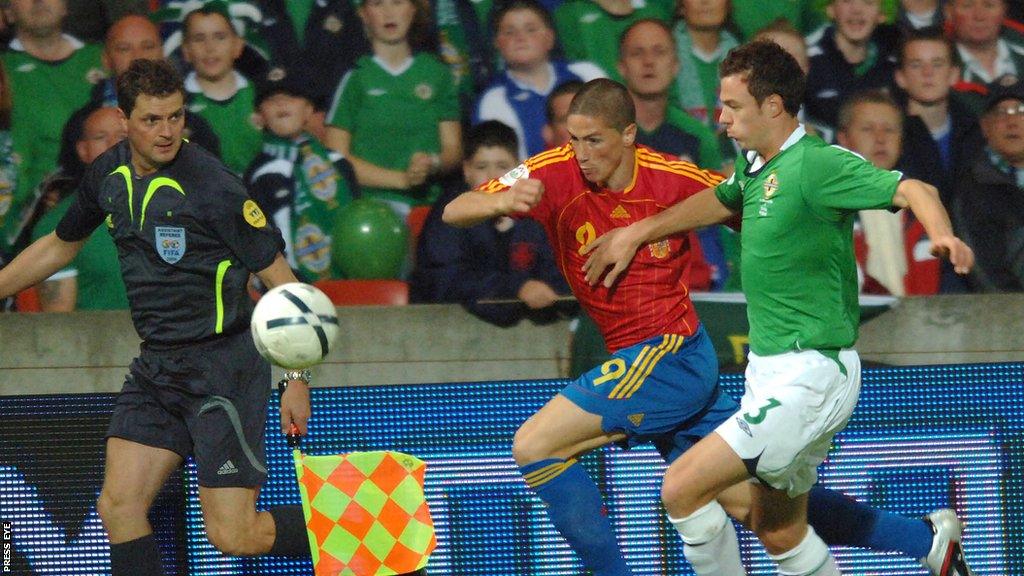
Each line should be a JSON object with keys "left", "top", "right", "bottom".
{"left": 0, "top": 394, "right": 186, "bottom": 575}
{"left": 2, "top": 363, "right": 1022, "bottom": 575}
{"left": 184, "top": 363, "right": 1023, "bottom": 576}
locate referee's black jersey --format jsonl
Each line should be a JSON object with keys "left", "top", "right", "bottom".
{"left": 56, "top": 140, "right": 285, "bottom": 347}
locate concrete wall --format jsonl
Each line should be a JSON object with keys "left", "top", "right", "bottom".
{"left": 2, "top": 294, "right": 1021, "bottom": 395}
{"left": 0, "top": 304, "right": 573, "bottom": 395}
{"left": 857, "top": 293, "right": 1024, "bottom": 365}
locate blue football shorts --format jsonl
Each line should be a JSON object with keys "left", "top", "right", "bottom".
{"left": 561, "top": 324, "right": 738, "bottom": 464}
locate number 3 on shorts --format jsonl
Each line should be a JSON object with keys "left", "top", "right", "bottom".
{"left": 742, "top": 397, "right": 781, "bottom": 425}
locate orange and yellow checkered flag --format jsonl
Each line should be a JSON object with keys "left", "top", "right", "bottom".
{"left": 293, "top": 450, "right": 436, "bottom": 576}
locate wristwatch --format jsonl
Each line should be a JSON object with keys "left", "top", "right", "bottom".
{"left": 283, "top": 369, "right": 312, "bottom": 383}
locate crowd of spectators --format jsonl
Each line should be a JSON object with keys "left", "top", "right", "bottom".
{"left": 0, "top": 0, "right": 1022, "bottom": 321}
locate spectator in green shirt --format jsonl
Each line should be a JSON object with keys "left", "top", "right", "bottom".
{"left": 672, "top": 0, "right": 739, "bottom": 133}
{"left": 181, "top": 1, "right": 263, "bottom": 174}
{"left": 1, "top": 0, "right": 104, "bottom": 239}
{"left": 324, "top": 0, "right": 462, "bottom": 215}
{"left": 31, "top": 106, "right": 128, "bottom": 311}
{"left": 730, "top": 0, "right": 825, "bottom": 39}
{"left": 554, "top": 0, "right": 673, "bottom": 81}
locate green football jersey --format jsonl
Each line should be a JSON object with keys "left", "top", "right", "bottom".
{"left": 327, "top": 53, "right": 460, "bottom": 206}
{"left": 714, "top": 127, "right": 900, "bottom": 355}
{"left": 554, "top": 0, "right": 673, "bottom": 81}
{"left": 2, "top": 38, "right": 104, "bottom": 200}
{"left": 185, "top": 71, "right": 263, "bottom": 175}
{"left": 32, "top": 194, "right": 128, "bottom": 310}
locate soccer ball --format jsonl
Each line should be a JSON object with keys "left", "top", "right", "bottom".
{"left": 251, "top": 282, "right": 340, "bottom": 370}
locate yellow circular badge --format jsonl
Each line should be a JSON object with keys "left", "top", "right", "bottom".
{"left": 243, "top": 199, "right": 267, "bottom": 228}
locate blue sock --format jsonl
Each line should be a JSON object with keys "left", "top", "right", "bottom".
{"left": 520, "top": 458, "right": 632, "bottom": 576}
{"left": 808, "top": 485, "right": 932, "bottom": 559}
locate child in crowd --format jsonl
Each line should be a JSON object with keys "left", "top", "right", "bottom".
{"left": 325, "top": 0, "right": 462, "bottom": 218}
{"left": 474, "top": 0, "right": 604, "bottom": 159}
{"left": 182, "top": 1, "right": 263, "bottom": 174}
{"left": 805, "top": 0, "right": 898, "bottom": 141}
{"left": 245, "top": 67, "right": 360, "bottom": 282}
{"left": 410, "top": 120, "right": 572, "bottom": 326}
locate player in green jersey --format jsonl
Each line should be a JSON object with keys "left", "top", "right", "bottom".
{"left": 581, "top": 40, "right": 974, "bottom": 575}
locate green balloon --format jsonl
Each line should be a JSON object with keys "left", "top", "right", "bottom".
{"left": 332, "top": 199, "right": 409, "bottom": 279}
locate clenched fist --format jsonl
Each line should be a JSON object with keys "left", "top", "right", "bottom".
{"left": 499, "top": 178, "right": 544, "bottom": 214}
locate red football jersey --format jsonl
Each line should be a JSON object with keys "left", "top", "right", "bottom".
{"left": 476, "top": 144, "right": 722, "bottom": 351}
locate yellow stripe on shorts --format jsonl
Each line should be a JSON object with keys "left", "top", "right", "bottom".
{"left": 523, "top": 458, "right": 578, "bottom": 489}
{"left": 611, "top": 335, "right": 684, "bottom": 400}
{"left": 608, "top": 344, "right": 655, "bottom": 399}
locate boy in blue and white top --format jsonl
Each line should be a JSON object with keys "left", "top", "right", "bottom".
{"left": 474, "top": 0, "right": 604, "bottom": 159}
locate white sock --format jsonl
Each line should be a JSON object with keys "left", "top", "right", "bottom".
{"left": 669, "top": 501, "right": 746, "bottom": 575}
{"left": 768, "top": 526, "right": 841, "bottom": 576}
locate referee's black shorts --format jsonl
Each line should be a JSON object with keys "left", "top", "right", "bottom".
{"left": 107, "top": 329, "right": 272, "bottom": 488}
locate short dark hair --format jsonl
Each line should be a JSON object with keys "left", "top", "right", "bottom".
{"left": 837, "top": 89, "right": 902, "bottom": 132}
{"left": 117, "top": 59, "right": 185, "bottom": 116}
{"left": 719, "top": 40, "right": 805, "bottom": 116}
{"left": 491, "top": 0, "right": 555, "bottom": 34}
{"left": 464, "top": 121, "right": 519, "bottom": 160}
{"left": 897, "top": 26, "right": 959, "bottom": 69}
{"left": 182, "top": 1, "right": 236, "bottom": 38}
{"left": 568, "top": 78, "right": 636, "bottom": 131}
{"left": 546, "top": 80, "right": 584, "bottom": 124}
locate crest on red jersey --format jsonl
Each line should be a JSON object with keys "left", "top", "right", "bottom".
{"left": 647, "top": 239, "right": 670, "bottom": 259}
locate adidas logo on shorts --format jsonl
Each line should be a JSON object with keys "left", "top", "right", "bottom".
{"left": 217, "top": 460, "right": 239, "bottom": 475}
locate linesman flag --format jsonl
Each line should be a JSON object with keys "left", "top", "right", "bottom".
{"left": 293, "top": 449, "right": 436, "bottom": 575}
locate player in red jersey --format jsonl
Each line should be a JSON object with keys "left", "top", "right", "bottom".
{"left": 473, "top": 128, "right": 716, "bottom": 351}
{"left": 446, "top": 79, "right": 736, "bottom": 575}
{"left": 443, "top": 79, "right": 966, "bottom": 576}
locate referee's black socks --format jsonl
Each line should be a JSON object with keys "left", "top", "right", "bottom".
{"left": 110, "top": 533, "right": 165, "bottom": 576}
{"left": 269, "top": 505, "right": 311, "bottom": 557}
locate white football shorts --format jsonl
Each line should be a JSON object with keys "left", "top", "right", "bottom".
{"left": 715, "top": 348, "right": 861, "bottom": 497}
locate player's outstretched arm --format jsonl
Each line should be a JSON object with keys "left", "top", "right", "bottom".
{"left": 581, "top": 187, "right": 733, "bottom": 287}
{"left": 892, "top": 179, "right": 975, "bottom": 275}
{"left": 442, "top": 178, "right": 544, "bottom": 228}
{"left": 0, "top": 232, "right": 84, "bottom": 300}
